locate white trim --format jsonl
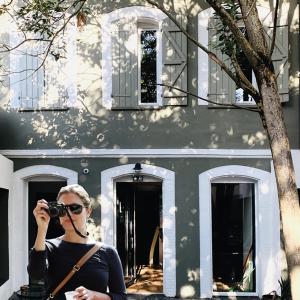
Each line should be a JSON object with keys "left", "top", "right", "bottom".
{"left": 0, "top": 148, "right": 273, "bottom": 158}
{"left": 199, "top": 165, "right": 280, "bottom": 298}
{"left": 290, "top": 150, "right": 300, "bottom": 188}
{"left": 0, "top": 155, "right": 13, "bottom": 300}
{"left": 101, "top": 164, "right": 176, "bottom": 297}
{"left": 101, "top": 6, "right": 166, "bottom": 109}
{"left": 197, "top": 8, "right": 213, "bottom": 105}
{"left": 10, "top": 165, "right": 77, "bottom": 293}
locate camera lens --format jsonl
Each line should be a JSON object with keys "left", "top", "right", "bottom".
{"left": 48, "top": 206, "right": 60, "bottom": 218}
{"left": 46, "top": 202, "right": 66, "bottom": 218}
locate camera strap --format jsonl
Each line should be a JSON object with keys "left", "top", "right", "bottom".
{"left": 65, "top": 208, "right": 89, "bottom": 238}
{"left": 47, "top": 242, "right": 101, "bottom": 299}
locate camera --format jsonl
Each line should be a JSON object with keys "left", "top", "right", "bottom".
{"left": 46, "top": 202, "right": 66, "bottom": 218}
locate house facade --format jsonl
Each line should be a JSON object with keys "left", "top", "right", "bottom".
{"left": 0, "top": 0, "right": 299, "bottom": 299}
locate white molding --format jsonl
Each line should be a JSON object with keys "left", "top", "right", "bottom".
{"left": 199, "top": 165, "right": 280, "bottom": 298}
{"left": 197, "top": 8, "right": 213, "bottom": 105}
{"left": 290, "top": 150, "right": 300, "bottom": 188}
{"left": 101, "top": 6, "right": 166, "bottom": 109}
{"left": 101, "top": 164, "right": 176, "bottom": 297}
{"left": 0, "top": 155, "right": 13, "bottom": 300}
{"left": 0, "top": 148, "right": 272, "bottom": 158}
{"left": 10, "top": 165, "right": 77, "bottom": 293}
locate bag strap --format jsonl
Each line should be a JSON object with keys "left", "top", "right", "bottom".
{"left": 48, "top": 242, "right": 101, "bottom": 299}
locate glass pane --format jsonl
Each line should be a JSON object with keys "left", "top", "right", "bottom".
{"left": 140, "top": 30, "right": 157, "bottom": 103}
{"left": 235, "top": 47, "right": 252, "bottom": 103}
{"left": 211, "top": 183, "right": 255, "bottom": 292}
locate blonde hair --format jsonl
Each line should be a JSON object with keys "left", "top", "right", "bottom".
{"left": 57, "top": 184, "right": 91, "bottom": 208}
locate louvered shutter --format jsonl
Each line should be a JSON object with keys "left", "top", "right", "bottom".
{"left": 44, "top": 21, "right": 76, "bottom": 108}
{"left": 208, "top": 18, "right": 235, "bottom": 105}
{"left": 111, "top": 18, "right": 138, "bottom": 109}
{"left": 18, "top": 43, "right": 45, "bottom": 109}
{"left": 162, "top": 15, "right": 187, "bottom": 106}
{"left": 264, "top": 25, "right": 289, "bottom": 102}
{"left": 14, "top": 21, "right": 76, "bottom": 110}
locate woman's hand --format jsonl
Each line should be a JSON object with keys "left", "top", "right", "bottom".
{"left": 33, "top": 199, "right": 50, "bottom": 233}
{"left": 74, "top": 286, "right": 111, "bottom": 300}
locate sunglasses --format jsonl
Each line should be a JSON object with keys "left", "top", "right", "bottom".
{"left": 61, "top": 203, "right": 84, "bottom": 216}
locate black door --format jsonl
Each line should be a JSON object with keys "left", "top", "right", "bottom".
{"left": 28, "top": 181, "right": 67, "bottom": 251}
{"left": 116, "top": 182, "right": 162, "bottom": 279}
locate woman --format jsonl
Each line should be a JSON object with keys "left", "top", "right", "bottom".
{"left": 28, "top": 184, "right": 127, "bottom": 300}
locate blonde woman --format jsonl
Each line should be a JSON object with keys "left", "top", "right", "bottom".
{"left": 28, "top": 184, "right": 127, "bottom": 300}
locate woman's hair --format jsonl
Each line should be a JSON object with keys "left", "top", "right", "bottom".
{"left": 57, "top": 184, "right": 91, "bottom": 208}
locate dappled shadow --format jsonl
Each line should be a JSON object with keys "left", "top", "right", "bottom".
{"left": 0, "top": 0, "right": 297, "bottom": 297}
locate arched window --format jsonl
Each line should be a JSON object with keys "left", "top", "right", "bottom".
{"left": 198, "top": 7, "right": 289, "bottom": 106}
{"left": 101, "top": 6, "right": 187, "bottom": 109}
{"left": 199, "top": 165, "right": 280, "bottom": 298}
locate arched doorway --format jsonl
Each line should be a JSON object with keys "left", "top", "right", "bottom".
{"left": 101, "top": 164, "right": 176, "bottom": 297}
{"left": 11, "top": 165, "right": 77, "bottom": 292}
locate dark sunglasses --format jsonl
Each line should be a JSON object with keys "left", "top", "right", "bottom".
{"left": 62, "top": 203, "right": 84, "bottom": 216}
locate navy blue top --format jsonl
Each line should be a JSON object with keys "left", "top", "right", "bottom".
{"left": 27, "top": 238, "right": 127, "bottom": 300}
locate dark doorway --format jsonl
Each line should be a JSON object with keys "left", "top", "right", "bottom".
{"left": 211, "top": 183, "right": 255, "bottom": 292}
{"left": 116, "top": 181, "right": 163, "bottom": 293}
{"left": 0, "top": 188, "right": 9, "bottom": 286}
{"left": 28, "top": 181, "right": 67, "bottom": 251}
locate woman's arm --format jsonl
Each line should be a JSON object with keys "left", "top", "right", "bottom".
{"left": 27, "top": 199, "right": 50, "bottom": 280}
{"left": 106, "top": 246, "right": 127, "bottom": 300}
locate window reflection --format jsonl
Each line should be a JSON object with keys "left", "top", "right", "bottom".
{"left": 140, "top": 30, "right": 157, "bottom": 103}
{"left": 211, "top": 183, "right": 256, "bottom": 292}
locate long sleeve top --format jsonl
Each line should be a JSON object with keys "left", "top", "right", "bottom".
{"left": 28, "top": 238, "right": 127, "bottom": 300}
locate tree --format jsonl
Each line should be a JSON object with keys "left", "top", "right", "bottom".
{"left": 1, "top": 0, "right": 299, "bottom": 298}
{"left": 144, "top": 0, "right": 300, "bottom": 298}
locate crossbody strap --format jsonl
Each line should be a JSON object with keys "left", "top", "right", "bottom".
{"left": 48, "top": 242, "right": 101, "bottom": 299}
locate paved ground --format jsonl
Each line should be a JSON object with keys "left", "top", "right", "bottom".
{"left": 127, "top": 265, "right": 163, "bottom": 294}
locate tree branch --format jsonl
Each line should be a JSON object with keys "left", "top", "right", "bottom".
{"left": 244, "top": 0, "right": 257, "bottom": 18}
{"left": 269, "top": 0, "right": 279, "bottom": 60}
{"left": 145, "top": 0, "right": 260, "bottom": 102}
{"left": 230, "top": 51, "right": 254, "bottom": 91}
{"left": 158, "top": 83, "right": 261, "bottom": 113}
{"left": 24, "top": 0, "right": 87, "bottom": 76}
{"left": 206, "top": 0, "right": 262, "bottom": 66}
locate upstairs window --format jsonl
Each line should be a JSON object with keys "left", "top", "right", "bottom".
{"left": 101, "top": 6, "right": 187, "bottom": 110}
{"left": 138, "top": 22, "right": 158, "bottom": 104}
{"left": 235, "top": 29, "right": 255, "bottom": 104}
{"left": 198, "top": 7, "right": 289, "bottom": 106}
{"left": 10, "top": 22, "right": 77, "bottom": 110}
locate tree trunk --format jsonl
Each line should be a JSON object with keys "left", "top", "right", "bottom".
{"left": 257, "top": 66, "right": 300, "bottom": 300}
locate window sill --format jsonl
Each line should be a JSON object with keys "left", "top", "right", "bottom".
{"left": 18, "top": 107, "right": 70, "bottom": 112}
{"left": 111, "top": 105, "right": 163, "bottom": 111}
{"left": 208, "top": 102, "right": 257, "bottom": 109}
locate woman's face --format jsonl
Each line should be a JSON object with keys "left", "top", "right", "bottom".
{"left": 57, "top": 192, "right": 91, "bottom": 232}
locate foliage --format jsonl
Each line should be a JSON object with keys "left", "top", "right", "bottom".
{"left": 211, "top": 0, "right": 243, "bottom": 58}
{"left": 16, "top": 0, "right": 91, "bottom": 38}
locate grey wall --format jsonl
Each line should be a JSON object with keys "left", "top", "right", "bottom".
{"left": 13, "top": 156, "right": 271, "bottom": 296}
{"left": 0, "top": 0, "right": 298, "bottom": 150}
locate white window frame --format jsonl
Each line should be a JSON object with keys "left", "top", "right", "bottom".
{"left": 10, "top": 23, "right": 77, "bottom": 110}
{"left": 198, "top": 6, "right": 273, "bottom": 106}
{"left": 101, "top": 6, "right": 166, "bottom": 109}
{"left": 199, "top": 165, "right": 280, "bottom": 298}
{"left": 137, "top": 20, "right": 160, "bottom": 106}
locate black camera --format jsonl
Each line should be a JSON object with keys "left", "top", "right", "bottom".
{"left": 46, "top": 202, "right": 66, "bottom": 218}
